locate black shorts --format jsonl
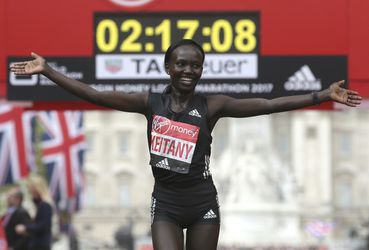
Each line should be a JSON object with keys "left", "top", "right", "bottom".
{"left": 150, "top": 195, "right": 220, "bottom": 229}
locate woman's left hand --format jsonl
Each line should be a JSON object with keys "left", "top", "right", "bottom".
{"left": 329, "top": 80, "right": 362, "bottom": 107}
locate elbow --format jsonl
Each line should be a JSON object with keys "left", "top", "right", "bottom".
{"left": 257, "top": 99, "right": 273, "bottom": 115}
{"left": 265, "top": 100, "right": 274, "bottom": 114}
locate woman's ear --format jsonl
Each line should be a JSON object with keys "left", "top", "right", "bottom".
{"left": 165, "top": 63, "right": 170, "bottom": 75}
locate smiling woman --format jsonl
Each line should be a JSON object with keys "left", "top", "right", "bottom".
{"left": 164, "top": 42, "right": 204, "bottom": 96}
{"left": 9, "top": 39, "right": 362, "bottom": 250}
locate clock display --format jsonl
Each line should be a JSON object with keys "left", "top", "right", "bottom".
{"left": 94, "top": 12, "right": 259, "bottom": 54}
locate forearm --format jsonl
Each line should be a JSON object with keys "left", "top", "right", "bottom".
{"left": 42, "top": 64, "right": 99, "bottom": 103}
{"left": 26, "top": 204, "right": 52, "bottom": 234}
{"left": 26, "top": 216, "right": 51, "bottom": 234}
{"left": 269, "top": 89, "right": 331, "bottom": 113}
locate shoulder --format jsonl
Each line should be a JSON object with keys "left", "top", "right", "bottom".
{"left": 205, "top": 94, "right": 231, "bottom": 112}
{"left": 148, "top": 92, "right": 162, "bottom": 99}
{"left": 147, "top": 92, "right": 169, "bottom": 106}
{"left": 39, "top": 201, "right": 52, "bottom": 211}
{"left": 205, "top": 94, "right": 231, "bottom": 103}
{"left": 17, "top": 207, "right": 29, "bottom": 214}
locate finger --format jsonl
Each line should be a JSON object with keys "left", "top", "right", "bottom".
{"left": 347, "top": 98, "right": 361, "bottom": 106}
{"left": 352, "top": 95, "right": 362, "bottom": 100}
{"left": 10, "top": 65, "right": 26, "bottom": 71}
{"left": 348, "top": 93, "right": 362, "bottom": 99}
{"left": 11, "top": 70, "right": 28, "bottom": 75}
{"left": 31, "top": 52, "right": 41, "bottom": 59}
{"left": 10, "top": 67, "right": 28, "bottom": 75}
{"left": 347, "top": 90, "right": 359, "bottom": 95}
{"left": 345, "top": 99, "right": 356, "bottom": 107}
{"left": 337, "top": 80, "right": 345, "bottom": 86}
{"left": 351, "top": 98, "right": 362, "bottom": 104}
{"left": 347, "top": 96, "right": 361, "bottom": 103}
{"left": 10, "top": 62, "right": 28, "bottom": 68}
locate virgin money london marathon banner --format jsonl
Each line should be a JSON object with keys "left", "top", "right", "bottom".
{"left": 7, "top": 56, "right": 347, "bottom": 101}
{"left": 7, "top": 12, "right": 347, "bottom": 101}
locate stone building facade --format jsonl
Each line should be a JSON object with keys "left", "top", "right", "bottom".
{"left": 74, "top": 108, "right": 369, "bottom": 248}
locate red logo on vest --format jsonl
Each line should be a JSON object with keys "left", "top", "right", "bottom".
{"left": 152, "top": 115, "right": 171, "bottom": 135}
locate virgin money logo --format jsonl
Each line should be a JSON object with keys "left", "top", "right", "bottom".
{"left": 109, "top": 0, "right": 154, "bottom": 7}
{"left": 152, "top": 116, "right": 171, "bottom": 134}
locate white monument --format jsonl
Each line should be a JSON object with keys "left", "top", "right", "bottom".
{"left": 212, "top": 115, "right": 301, "bottom": 246}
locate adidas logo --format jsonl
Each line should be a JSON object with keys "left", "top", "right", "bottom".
{"left": 155, "top": 158, "right": 170, "bottom": 170}
{"left": 203, "top": 209, "right": 217, "bottom": 219}
{"left": 284, "top": 65, "right": 322, "bottom": 91}
{"left": 188, "top": 109, "right": 201, "bottom": 118}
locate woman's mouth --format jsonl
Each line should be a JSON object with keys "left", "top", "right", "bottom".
{"left": 180, "top": 77, "right": 194, "bottom": 85}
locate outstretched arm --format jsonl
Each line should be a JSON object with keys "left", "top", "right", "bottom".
{"left": 10, "top": 53, "right": 148, "bottom": 114}
{"left": 207, "top": 80, "right": 362, "bottom": 120}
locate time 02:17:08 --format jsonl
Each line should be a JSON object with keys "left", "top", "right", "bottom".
{"left": 96, "top": 19, "right": 257, "bottom": 53}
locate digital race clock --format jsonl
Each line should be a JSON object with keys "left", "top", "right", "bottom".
{"left": 94, "top": 12, "right": 259, "bottom": 54}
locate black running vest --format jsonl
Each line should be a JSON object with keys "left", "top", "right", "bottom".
{"left": 146, "top": 93, "right": 217, "bottom": 205}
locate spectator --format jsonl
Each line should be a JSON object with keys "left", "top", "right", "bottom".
{"left": 15, "top": 176, "right": 53, "bottom": 250}
{"left": 1, "top": 186, "right": 31, "bottom": 250}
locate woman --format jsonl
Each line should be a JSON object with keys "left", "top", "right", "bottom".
{"left": 10, "top": 39, "right": 362, "bottom": 250}
{"left": 15, "top": 176, "right": 53, "bottom": 250}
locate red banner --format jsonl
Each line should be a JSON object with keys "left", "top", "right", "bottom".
{"left": 1, "top": 0, "right": 369, "bottom": 106}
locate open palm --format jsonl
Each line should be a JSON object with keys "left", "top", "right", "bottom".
{"left": 330, "top": 80, "right": 362, "bottom": 107}
{"left": 10, "top": 52, "right": 46, "bottom": 75}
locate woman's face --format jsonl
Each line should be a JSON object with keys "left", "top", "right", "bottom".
{"left": 28, "top": 184, "right": 40, "bottom": 199}
{"left": 166, "top": 45, "right": 203, "bottom": 94}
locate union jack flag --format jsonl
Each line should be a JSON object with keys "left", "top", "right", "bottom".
{"left": 0, "top": 104, "right": 35, "bottom": 185}
{"left": 37, "top": 111, "right": 85, "bottom": 210}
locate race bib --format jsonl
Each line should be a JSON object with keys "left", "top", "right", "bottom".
{"left": 150, "top": 115, "right": 200, "bottom": 173}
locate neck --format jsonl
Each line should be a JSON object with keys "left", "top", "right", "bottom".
{"left": 170, "top": 89, "right": 194, "bottom": 112}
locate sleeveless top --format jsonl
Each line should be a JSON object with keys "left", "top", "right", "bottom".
{"left": 145, "top": 92, "right": 217, "bottom": 206}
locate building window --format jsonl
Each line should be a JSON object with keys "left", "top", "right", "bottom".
{"left": 117, "top": 173, "right": 132, "bottom": 208}
{"left": 118, "top": 131, "right": 130, "bottom": 156}
{"left": 335, "top": 175, "right": 353, "bottom": 208}
{"left": 85, "top": 132, "right": 95, "bottom": 152}
{"left": 338, "top": 131, "right": 352, "bottom": 156}
{"left": 306, "top": 126, "right": 317, "bottom": 139}
{"left": 118, "top": 183, "right": 130, "bottom": 208}
{"left": 83, "top": 174, "right": 96, "bottom": 207}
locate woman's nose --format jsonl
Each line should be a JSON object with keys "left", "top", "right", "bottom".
{"left": 184, "top": 65, "right": 192, "bottom": 73}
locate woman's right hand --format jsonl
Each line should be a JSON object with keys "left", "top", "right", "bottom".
{"left": 15, "top": 224, "right": 26, "bottom": 235}
{"left": 10, "top": 52, "right": 46, "bottom": 75}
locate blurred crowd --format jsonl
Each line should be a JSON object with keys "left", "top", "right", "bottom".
{"left": 1, "top": 176, "right": 53, "bottom": 250}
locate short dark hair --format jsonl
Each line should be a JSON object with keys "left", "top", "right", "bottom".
{"left": 14, "top": 190, "right": 24, "bottom": 202}
{"left": 164, "top": 39, "right": 205, "bottom": 65}
{"left": 163, "top": 40, "right": 205, "bottom": 94}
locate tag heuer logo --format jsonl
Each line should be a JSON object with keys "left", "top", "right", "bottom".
{"left": 105, "top": 59, "right": 122, "bottom": 73}
{"left": 109, "top": 0, "right": 154, "bottom": 7}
